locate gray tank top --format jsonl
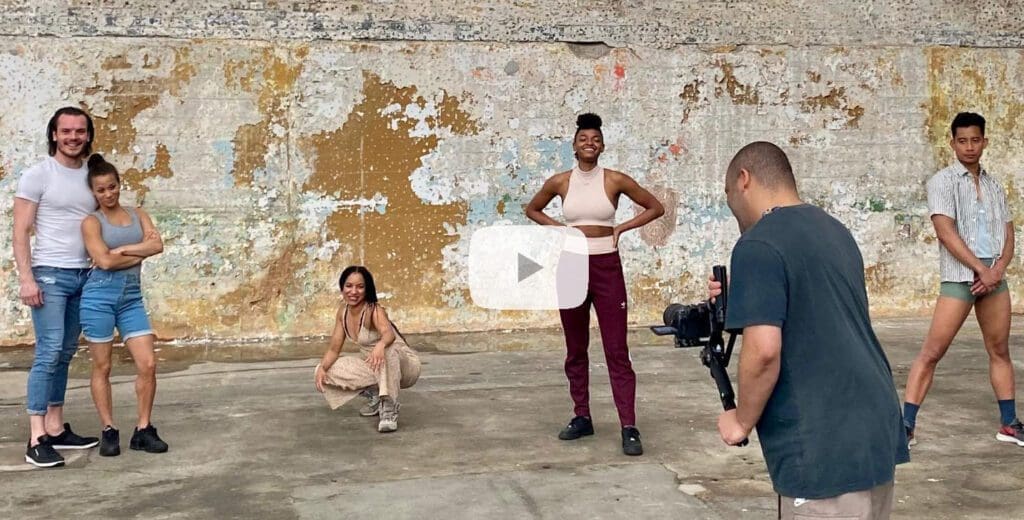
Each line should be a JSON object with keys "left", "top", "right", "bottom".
{"left": 94, "top": 208, "right": 144, "bottom": 274}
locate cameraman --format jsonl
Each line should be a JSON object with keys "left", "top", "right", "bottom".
{"left": 709, "top": 142, "right": 909, "bottom": 519}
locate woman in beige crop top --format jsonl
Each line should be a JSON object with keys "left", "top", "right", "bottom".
{"left": 314, "top": 266, "right": 421, "bottom": 433}
{"left": 525, "top": 113, "right": 665, "bottom": 253}
{"left": 524, "top": 113, "right": 664, "bottom": 456}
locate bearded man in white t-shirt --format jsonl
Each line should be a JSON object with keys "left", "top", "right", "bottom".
{"left": 13, "top": 107, "right": 102, "bottom": 467}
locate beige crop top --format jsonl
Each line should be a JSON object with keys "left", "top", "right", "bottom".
{"left": 562, "top": 165, "right": 616, "bottom": 227}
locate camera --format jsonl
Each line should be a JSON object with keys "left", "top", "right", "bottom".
{"left": 650, "top": 265, "right": 747, "bottom": 446}
{"left": 655, "top": 302, "right": 713, "bottom": 347}
{"left": 651, "top": 265, "right": 728, "bottom": 349}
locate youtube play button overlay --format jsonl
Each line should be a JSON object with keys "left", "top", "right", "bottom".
{"left": 518, "top": 253, "right": 543, "bottom": 282}
{"left": 469, "top": 225, "right": 589, "bottom": 310}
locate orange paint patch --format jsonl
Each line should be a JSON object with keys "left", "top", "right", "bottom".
{"left": 84, "top": 47, "right": 195, "bottom": 197}
{"left": 123, "top": 143, "right": 173, "bottom": 206}
{"left": 301, "top": 71, "right": 479, "bottom": 308}
{"left": 714, "top": 60, "right": 760, "bottom": 106}
{"left": 225, "top": 46, "right": 306, "bottom": 187}
{"left": 800, "top": 85, "right": 864, "bottom": 128}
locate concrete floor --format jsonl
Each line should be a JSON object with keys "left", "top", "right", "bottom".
{"left": 0, "top": 317, "right": 1023, "bottom": 519}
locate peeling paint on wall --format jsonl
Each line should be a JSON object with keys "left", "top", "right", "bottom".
{"left": 2, "top": 36, "right": 1024, "bottom": 344}
{"left": 227, "top": 47, "right": 306, "bottom": 188}
{"left": 301, "top": 71, "right": 478, "bottom": 309}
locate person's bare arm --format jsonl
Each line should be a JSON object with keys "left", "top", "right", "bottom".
{"left": 13, "top": 198, "right": 42, "bottom": 307}
{"left": 314, "top": 305, "right": 348, "bottom": 392}
{"left": 610, "top": 171, "right": 665, "bottom": 245}
{"left": 975, "top": 222, "right": 1015, "bottom": 293}
{"left": 82, "top": 216, "right": 143, "bottom": 271}
{"left": 365, "top": 305, "right": 397, "bottom": 372}
{"left": 525, "top": 174, "right": 567, "bottom": 226}
{"left": 734, "top": 325, "right": 781, "bottom": 429}
{"left": 718, "top": 325, "right": 781, "bottom": 445}
{"left": 111, "top": 209, "right": 163, "bottom": 258}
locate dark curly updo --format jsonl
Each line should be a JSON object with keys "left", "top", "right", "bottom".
{"left": 86, "top": 153, "right": 120, "bottom": 188}
{"left": 575, "top": 113, "right": 603, "bottom": 138}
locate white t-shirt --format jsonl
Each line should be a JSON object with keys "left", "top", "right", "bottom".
{"left": 15, "top": 156, "right": 95, "bottom": 268}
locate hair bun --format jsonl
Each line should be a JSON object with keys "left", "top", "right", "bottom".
{"left": 87, "top": 154, "right": 106, "bottom": 168}
{"left": 576, "top": 113, "right": 602, "bottom": 130}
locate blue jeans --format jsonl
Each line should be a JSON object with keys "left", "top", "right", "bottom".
{"left": 26, "top": 266, "right": 89, "bottom": 415}
{"left": 80, "top": 269, "right": 153, "bottom": 343}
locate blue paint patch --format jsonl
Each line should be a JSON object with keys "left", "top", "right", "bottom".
{"left": 534, "top": 138, "right": 574, "bottom": 173}
{"left": 211, "top": 140, "right": 236, "bottom": 189}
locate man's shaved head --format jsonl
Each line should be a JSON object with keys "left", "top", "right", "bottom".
{"left": 726, "top": 141, "right": 796, "bottom": 192}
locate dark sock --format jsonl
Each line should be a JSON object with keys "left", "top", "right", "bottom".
{"left": 903, "top": 402, "right": 920, "bottom": 430}
{"left": 998, "top": 399, "right": 1017, "bottom": 426}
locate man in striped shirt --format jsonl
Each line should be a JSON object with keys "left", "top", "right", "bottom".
{"left": 903, "top": 112, "right": 1023, "bottom": 448}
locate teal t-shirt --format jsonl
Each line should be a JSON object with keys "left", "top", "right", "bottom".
{"left": 725, "top": 204, "right": 910, "bottom": 499}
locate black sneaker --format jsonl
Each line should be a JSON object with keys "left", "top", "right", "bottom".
{"left": 25, "top": 435, "right": 65, "bottom": 468}
{"left": 130, "top": 425, "right": 169, "bottom": 453}
{"left": 558, "top": 416, "right": 594, "bottom": 440}
{"left": 50, "top": 422, "right": 99, "bottom": 450}
{"left": 100, "top": 427, "right": 120, "bottom": 457}
{"left": 622, "top": 427, "right": 643, "bottom": 456}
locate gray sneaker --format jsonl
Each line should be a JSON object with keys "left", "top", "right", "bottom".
{"left": 378, "top": 398, "right": 400, "bottom": 433}
{"left": 359, "top": 387, "right": 380, "bottom": 417}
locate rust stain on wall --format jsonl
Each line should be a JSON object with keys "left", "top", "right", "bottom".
{"left": 303, "top": 70, "right": 478, "bottom": 307}
{"left": 714, "top": 60, "right": 760, "bottom": 106}
{"left": 864, "top": 263, "right": 895, "bottom": 297}
{"left": 924, "top": 47, "right": 1024, "bottom": 169}
{"left": 218, "top": 221, "right": 307, "bottom": 331}
{"left": 800, "top": 85, "right": 865, "bottom": 128}
{"left": 0, "top": 155, "right": 6, "bottom": 180}
{"left": 85, "top": 48, "right": 195, "bottom": 160}
{"left": 226, "top": 46, "right": 305, "bottom": 187}
{"left": 679, "top": 79, "right": 704, "bottom": 122}
{"left": 102, "top": 55, "right": 132, "bottom": 70}
{"left": 629, "top": 272, "right": 694, "bottom": 314}
{"left": 122, "top": 143, "right": 173, "bottom": 206}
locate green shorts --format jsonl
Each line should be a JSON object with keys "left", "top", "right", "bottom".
{"left": 940, "top": 280, "right": 1009, "bottom": 302}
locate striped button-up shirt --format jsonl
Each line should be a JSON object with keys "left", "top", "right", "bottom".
{"left": 926, "top": 160, "right": 1012, "bottom": 282}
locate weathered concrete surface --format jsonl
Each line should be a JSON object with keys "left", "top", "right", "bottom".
{"left": 1, "top": 1, "right": 1022, "bottom": 48}
{"left": 1, "top": 317, "right": 1023, "bottom": 518}
{"left": 2, "top": 35, "right": 1024, "bottom": 344}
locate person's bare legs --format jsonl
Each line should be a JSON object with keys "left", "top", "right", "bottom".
{"left": 89, "top": 342, "right": 115, "bottom": 428}
{"left": 904, "top": 296, "right": 973, "bottom": 406}
{"left": 126, "top": 335, "right": 157, "bottom": 428}
{"left": 974, "top": 291, "right": 1014, "bottom": 401}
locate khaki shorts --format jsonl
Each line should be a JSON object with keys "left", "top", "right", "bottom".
{"left": 780, "top": 481, "right": 894, "bottom": 520}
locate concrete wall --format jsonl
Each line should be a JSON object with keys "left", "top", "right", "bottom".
{"left": 1, "top": 1, "right": 1023, "bottom": 344}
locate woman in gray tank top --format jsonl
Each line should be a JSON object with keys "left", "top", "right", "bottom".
{"left": 79, "top": 154, "right": 168, "bottom": 457}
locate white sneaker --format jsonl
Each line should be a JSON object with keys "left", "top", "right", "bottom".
{"left": 378, "top": 398, "right": 400, "bottom": 433}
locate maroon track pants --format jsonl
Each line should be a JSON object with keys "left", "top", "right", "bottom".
{"left": 558, "top": 251, "right": 636, "bottom": 427}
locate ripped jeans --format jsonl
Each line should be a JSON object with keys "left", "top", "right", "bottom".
{"left": 26, "top": 266, "right": 89, "bottom": 415}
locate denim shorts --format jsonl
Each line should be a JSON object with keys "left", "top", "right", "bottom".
{"left": 80, "top": 269, "right": 153, "bottom": 343}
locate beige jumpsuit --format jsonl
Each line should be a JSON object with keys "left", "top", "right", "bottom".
{"left": 319, "top": 305, "right": 421, "bottom": 410}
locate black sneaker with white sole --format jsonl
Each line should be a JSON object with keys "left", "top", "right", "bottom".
{"left": 130, "top": 425, "right": 169, "bottom": 453}
{"left": 50, "top": 422, "right": 99, "bottom": 450}
{"left": 622, "top": 427, "right": 643, "bottom": 456}
{"left": 26, "top": 435, "right": 65, "bottom": 468}
{"left": 100, "top": 427, "right": 120, "bottom": 457}
{"left": 558, "top": 416, "right": 594, "bottom": 440}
